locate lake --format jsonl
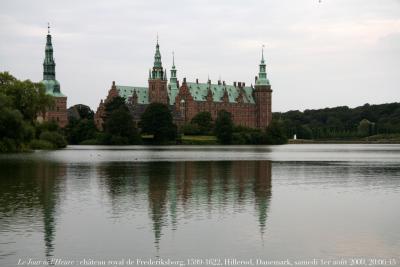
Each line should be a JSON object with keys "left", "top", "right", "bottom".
{"left": 0, "top": 144, "right": 399, "bottom": 266}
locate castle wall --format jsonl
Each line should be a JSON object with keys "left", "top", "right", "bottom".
{"left": 174, "top": 82, "right": 263, "bottom": 129}
{"left": 254, "top": 85, "right": 272, "bottom": 129}
{"left": 148, "top": 79, "right": 168, "bottom": 105}
{"left": 45, "top": 97, "right": 68, "bottom": 128}
{"left": 95, "top": 81, "right": 272, "bottom": 130}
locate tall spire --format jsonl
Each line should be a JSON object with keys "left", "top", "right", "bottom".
{"left": 43, "top": 23, "right": 56, "bottom": 80}
{"left": 261, "top": 44, "right": 265, "bottom": 63}
{"left": 256, "top": 44, "right": 270, "bottom": 86}
{"left": 41, "top": 24, "right": 63, "bottom": 96}
{"left": 151, "top": 36, "right": 165, "bottom": 80}
{"left": 170, "top": 52, "right": 177, "bottom": 85}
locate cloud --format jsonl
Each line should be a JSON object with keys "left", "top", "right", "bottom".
{"left": 0, "top": 0, "right": 399, "bottom": 111}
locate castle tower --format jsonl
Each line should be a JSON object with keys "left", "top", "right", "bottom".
{"left": 254, "top": 46, "right": 272, "bottom": 129}
{"left": 41, "top": 24, "right": 68, "bottom": 127}
{"left": 148, "top": 37, "right": 169, "bottom": 104}
{"left": 168, "top": 52, "right": 179, "bottom": 104}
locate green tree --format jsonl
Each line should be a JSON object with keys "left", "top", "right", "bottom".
{"left": 104, "top": 106, "right": 141, "bottom": 145}
{"left": 104, "top": 96, "right": 126, "bottom": 119}
{"left": 214, "top": 110, "right": 233, "bottom": 144}
{"left": 0, "top": 107, "right": 31, "bottom": 152}
{"left": 100, "top": 97, "right": 142, "bottom": 145}
{"left": 39, "top": 131, "right": 67, "bottom": 148}
{"left": 66, "top": 119, "right": 98, "bottom": 144}
{"left": 265, "top": 120, "right": 288, "bottom": 145}
{"left": 358, "top": 119, "right": 375, "bottom": 137}
{"left": 140, "top": 103, "right": 177, "bottom": 143}
{"left": 0, "top": 73, "right": 54, "bottom": 123}
{"left": 66, "top": 104, "right": 98, "bottom": 144}
{"left": 0, "top": 72, "right": 69, "bottom": 152}
{"left": 191, "top": 111, "right": 213, "bottom": 134}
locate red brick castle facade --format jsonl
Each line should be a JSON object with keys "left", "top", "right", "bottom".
{"left": 95, "top": 40, "right": 272, "bottom": 130}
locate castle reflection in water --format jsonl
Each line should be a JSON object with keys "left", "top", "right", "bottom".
{"left": 0, "top": 160, "right": 271, "bottom": 256}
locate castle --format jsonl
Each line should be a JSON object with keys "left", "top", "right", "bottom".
{"left": 40, "top": 25, "right": 68, "bottom": 127}
{"left": 95, "top": 40, "right": 272, "bottom": 130}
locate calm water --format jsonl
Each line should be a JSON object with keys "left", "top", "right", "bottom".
{"left": 0, "top": 145, "right": 399, "bottom": 266}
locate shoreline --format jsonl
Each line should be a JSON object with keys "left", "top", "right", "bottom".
{"left": 289, "top": 139, "right": 400, "bottom": 144}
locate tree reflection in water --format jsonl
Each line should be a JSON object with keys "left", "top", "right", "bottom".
{"left": 98, "top": 161, "right": 272, "bottom": 248}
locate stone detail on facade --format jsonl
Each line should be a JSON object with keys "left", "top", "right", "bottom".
{"left": 95, "top": 41, "right": 273, "bottom": 130}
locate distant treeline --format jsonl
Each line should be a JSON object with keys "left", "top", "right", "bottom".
{"left": 274, "top": 103, "right": 400, "bottom": 139}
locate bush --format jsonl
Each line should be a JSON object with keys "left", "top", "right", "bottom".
{"left": 191, "top": 112, "right": 213, "bottom": 134}
{"left": 29, "top": 139, "right": 55, "bottom": 150}
{"left": 109, "top": 135, "right": 129, "bottom": 145}
{"left": 181, "top": 123, "right": 202, "bottom": 135}
{"left": 0, "top": 138, "right": 18, "bottom": 153}
{"left": 39, "top": 131, "right": 67, "bottom": 148}
{"left": 79, "top": 139, "right": 102, "bottom": 145}
{"left": 232, "top": 133, "right": 247, "bottom": 144}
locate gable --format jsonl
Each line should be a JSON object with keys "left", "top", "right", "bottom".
{"left": 186, "top": 82, "right": 255, "bottom": 104}
{"left": 116, "top": 85, "right": 149, "bottom": 104}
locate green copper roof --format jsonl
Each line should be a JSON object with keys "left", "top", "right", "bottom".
{"left": 168, "top": 52, "right": 179, "bottom": 105}
{"left": 42, "top": 79, "right": 65, "bottom": 97}
{"left": 256, "top": 46, "right": 270, "bottom": 86}
{"left": 150, "top": 38, "right": 166, "bottom": 80}
{"left": 186, "top": 82, "right": 255, "bottom": 104}
{"left": 116, "top": 85, "right": 149, "bottom": 104}
{"left": 41, "top": 25, "right": 65, "bottom": 97}
{"left": 116, "top": 82, "right": 255, "bottom": 105}
{"left": 168, "top": 83, "right": 179, "bottom": 105}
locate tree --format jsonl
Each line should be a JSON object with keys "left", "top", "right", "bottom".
{"left": 358, "top": 119, "right": 375, "bottom": 137}
{"left": 265, "top": 120, "right": 288, "bottom": 145}
{"left": 104, "top": 96, "right": 126, "bottom": 119}
{"left": 104, "top": 106, "right": 141, "bottom": 145}
{"left": 214, "top": 110, "right": 233, "bottom": 144}
{"left": 0, "top": 107, "right": 31, "bottom": 152}
{"left": 100, "top": 97, "right": 141, "bottom": 145}
{"left": 140, "top": 103, "right": 177, "bottom": 143}
{"left": 0, "top": 73, "right": 54, "bottom": 123}
{"left": 191, "top": 111, "right": 213, "bottom": 135}
{"left": 0, "top": 72, "right": 70, "bottom": 151}
{"left": 66, "top": 119, "right": 98, "bottom": 144}
{"left": 66, "top": 105, "right": 98, "bottom": 144}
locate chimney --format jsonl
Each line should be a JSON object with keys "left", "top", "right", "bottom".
{"left": 223, "top": 81, "right": 226, "bottom": 86}
{"left": 243, "top": 82, "right": 245, "bottom": 87}
{"left": 196, "top": 78, "right": 198, "bottom": 84}
{"left": 234, "top": 82, "right": 237, "bottom": 87}
{"left": 238, "top": 82, "right": 241, "bottom": 87}
{"left": 218, "top": 80, "right": 221, "bottom": 85}
{"left": 183, "top": 77, "right": 186, "bottom": 83}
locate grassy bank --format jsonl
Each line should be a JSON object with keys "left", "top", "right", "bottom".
{"left": 181, "top": 135, "right": 218, "bottom": 145}
{"left": 289, "top": 134, "right": 400, "bottom": 144}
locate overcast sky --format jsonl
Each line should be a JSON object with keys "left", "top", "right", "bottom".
{"left": 1, "top": 0, "right": 399, "bottom": 112}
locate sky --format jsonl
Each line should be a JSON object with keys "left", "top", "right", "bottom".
{"left": 0, "top": 0, "right": 399, "bottom": 112}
